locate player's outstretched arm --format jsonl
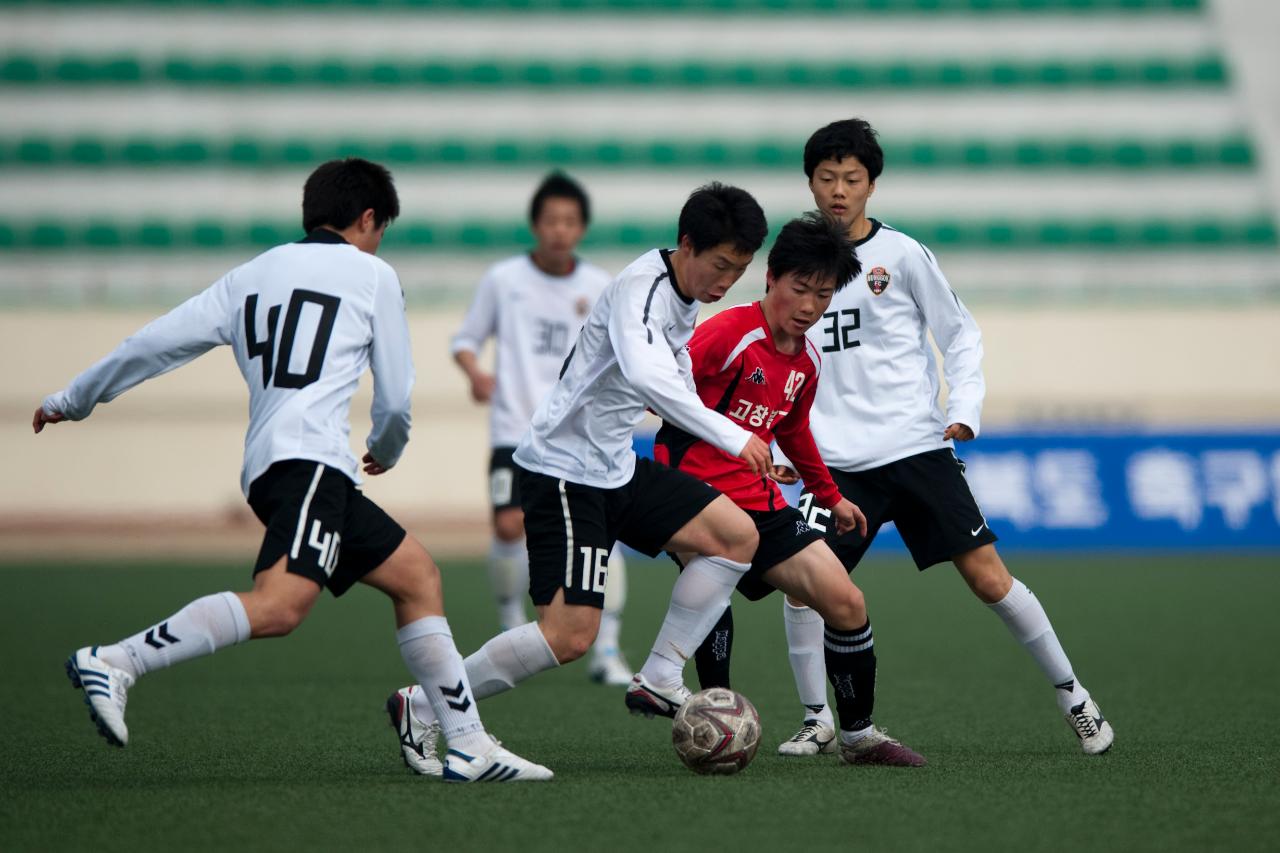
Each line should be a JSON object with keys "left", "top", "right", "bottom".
{"left": 39, "top": 279, "right": 234, "bottom": 427}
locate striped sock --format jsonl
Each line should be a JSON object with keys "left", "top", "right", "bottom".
{"left": 824, "top": 620, "right": 876, "bottom": 733}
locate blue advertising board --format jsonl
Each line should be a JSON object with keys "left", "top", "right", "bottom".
{"left": 634, "top": 431, "right": 1280, "bottom": 551}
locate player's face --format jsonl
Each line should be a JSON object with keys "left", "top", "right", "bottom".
{"left": 532, "top": 196, "right": 587, "bottom": 258}
{"left": 679, "top": 239, "right": 755, "bottom": 303}
{"left": 809, "top": 156, "right": 876, "bottom": 236}
{"left": 764, "top": 269, "right": 837, "bottom": 339}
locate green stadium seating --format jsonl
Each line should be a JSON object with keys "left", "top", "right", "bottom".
{"left": 6, "top": 216, "right": 1274, "bottom": 252}
{"left": 0, "top": 54, "right": 1229, "bottom": 89}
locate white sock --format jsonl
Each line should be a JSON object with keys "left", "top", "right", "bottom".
{"left": 409, "top": 622, "right": 560, "bottom": 729}
{"left": 639, "top": 555, "right": 750, "bottom": 690}
{"left": 594, "top": 609, "right": 622, "bottom": 659}
{"left": 396, "top": 616, "right": 492, "bottom": 754}
{"left": 840, "top": 724, "right": 874, "bottom": 745}
{"left": 488, "top": 536, "right": 530, "bottom": 630}
{"left": 783, "top": 598, "right": 834, "bottom": 728}
{"left": 97, "top": 591, "right": 250, "bottom": 679}
{"left": 989, "top": 578, "right": 1088, "bottom": 713}
{"left": 465, "top": 621, "right": 560, "bottom": 700}
{"left": 592, "top": 546, "right": 627, "bottom": 660}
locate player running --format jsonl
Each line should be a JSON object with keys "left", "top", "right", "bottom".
{"left": 387, "top": 183, "right": 775, "bottom": 776}
{"left": 655, "top": 212, "right": 926, "bottom": 766}
{"left": 35, "top": 158, "right": 552, "bottom": 782}
{"left": 776, "top": 118, "right": 1114, "bottom": 756}
{"left": 446, "top": 172, "right": 632, "bottom": 685}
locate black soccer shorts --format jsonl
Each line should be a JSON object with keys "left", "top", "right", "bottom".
{"left": 247, "top": 459, "right": 406, "bottom": 597}
{"left": 520, "top": 457, "right": 721, "bottom": 608}
{"left": 799, "top": 448, "right": 999, "bottom": 572}
{"left": 488, "top": 446, "right": 522, "bottom": 511}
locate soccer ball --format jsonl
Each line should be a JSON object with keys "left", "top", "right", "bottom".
{"left": 671, "top": 688, "right": 761, "bottom": 775}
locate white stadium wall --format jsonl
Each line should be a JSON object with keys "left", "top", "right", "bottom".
{"left": 6, "top": 306, "right": 1279, "bottom": 528}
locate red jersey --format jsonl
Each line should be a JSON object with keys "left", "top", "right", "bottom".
{"left": 654, "top": 302, "right": 842, "bottom": 512}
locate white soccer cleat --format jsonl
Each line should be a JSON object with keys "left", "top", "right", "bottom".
{"left": 624, "top": 672, "right": 691, "bottom": 719}
{"left": 588, "top": 650, "right": 634, "bottom": 687}
{"left": 65, "top": 646, "right": 134, "bottom": 747}
{"left": 1066, "top": 697, "right": 1115, "bottom": 755}
{"left": 385, "top": 686, "right": 443, "bottom": 777}
{"left": 442, "top": 742, "right": 554, "bottom": 782}
{"left": 777, "top": 719, "right": 838, "bottom": 756}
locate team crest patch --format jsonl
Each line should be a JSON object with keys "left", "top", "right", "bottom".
{"left": 866, "top": 266, "right": 891, "bottom": 295}
{"left": 747, "top": 367, "right": 766, "bottom": 385}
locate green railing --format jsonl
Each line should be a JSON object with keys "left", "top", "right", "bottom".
{"left": 2, "top": 216, "right": 1273, "bottom": 252}
{"left": 0, "top": 0, "right": 1208, "bottom": 11}
{"left": 1, "top": 135, "right": 1254, "bottom": 171}
{"left": 0, "top": 54, "right": 1228, "bottom": 89}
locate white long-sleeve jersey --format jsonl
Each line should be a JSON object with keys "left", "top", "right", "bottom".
{"left": 807, "top": 220, "right": 985, "bottom": 472}
{"left": 42, "top": 231, "right": 415, "bottom": 495}
{"left": 450, "top": 254, "right": 611, "bottom": 447}
{"left": 514, "top": 248, "right": 753, "bottom": 489}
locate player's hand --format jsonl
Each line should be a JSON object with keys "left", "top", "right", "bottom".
{"left": 469, "top": 372, "right": 496, "bottom": 404}
{"left": 831, "top": 498, "right": 867, "bottom": 538}
{"left": 943, "top": 423, "right": 974, "bottom": 442}
{"left": 738, "top": 435, "right": 772, "bottom": 476}
{"left": 362, "top": 452, "right": 390, "bottom": 476}
{"left": 768, "top": 464, "right": 800, "bottom": 485}
{"left": 32, "top": 406, "right": 65, "bottom": 434}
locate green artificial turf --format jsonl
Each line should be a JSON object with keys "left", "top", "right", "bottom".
{"left": 3, "top": 554, "right": 1278, "bottom": 852}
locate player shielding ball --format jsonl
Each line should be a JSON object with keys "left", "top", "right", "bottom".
{"left": 444, "top": 172, "right": 632, "bottom": 684}
{"left": 35, "top": 158, "right": 551, "bottom": 782}
{"left": 778, "top": 118, "right": 1114, "bottom": 756}
{"left": 656, "top": 212, "right": 925, "bottom": 765}
{"left": 389, "top": 184, "right": 777, "bottom": 775}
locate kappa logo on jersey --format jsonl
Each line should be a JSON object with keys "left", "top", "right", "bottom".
{"left": 747, "top": 367, "right": 766, "bottom": 385}
{"left": 795, "top": 519, "right": 812, "bottom": 536}
{"left": 867, "top": 266, "right": 891, "bottom": 295}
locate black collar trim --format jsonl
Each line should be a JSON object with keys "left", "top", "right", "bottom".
{"left": 854, "top": 219, "right": 882, "bottom": 248}
{"left": 298, "top": 228, "right": 350, "bottom": 245}
{"left": 660, "top": 248, "right": 693, "bottom": 305}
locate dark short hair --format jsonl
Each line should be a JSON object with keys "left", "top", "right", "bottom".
{"left": 767, "top": 212, "right": 861, "bottom": 292}
{"left": 677, "top": 182, "right": 768, "bottom": 255}
{"left": 803, "top": 118, "right": 884, "bottom": 182}
{"left": 529, "top": 172, "right": 591, "bottom": 225}
{"left": 302, "top": 158, "right": 400, "bottom": 233}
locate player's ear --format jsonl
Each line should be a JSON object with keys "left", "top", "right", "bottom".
{"left": 764, "top": 268, "right": 775, "bottom": 293}
{"left": 358, "top": 207, "right": 377, "bottom": 233}
{"left": 867, "top": 180, "right": 876, "bottom": 198}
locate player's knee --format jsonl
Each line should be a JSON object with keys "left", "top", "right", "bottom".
{"left": 956, "top": 546, "right": 1013, "bottom": 604}
{"left": 252, "top": 600, "right": 310, "bottom": 637}
{"left": 720, "top": 519, "right": 758, "bottom": 564}
{"left": 819, "top": 585, "right": 867, "bottom": 631}
{"left": 493, "top": 510, "right": 524, "bottom": 543}
{"left": 544, "top": 627, "right": 594, "bottom": 664}
{"left": 971, "top": 570, "right": 1013, "bottom": 604}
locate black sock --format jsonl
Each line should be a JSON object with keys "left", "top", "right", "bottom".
{"left": 824, "top": 620, "right": 875, "bottom": 732}
{"left": 694, "top": 605, "right": 734, "bottom": 690}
